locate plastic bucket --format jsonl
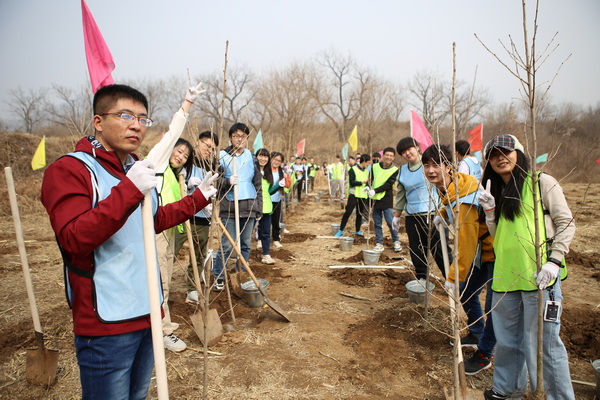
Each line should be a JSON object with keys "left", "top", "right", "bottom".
{"left": 362, "top": 249, "right": 381, "bottom": 265}
{"left": 241, "top": 279, "right": 269, "bottom": 308}
{"left": 405, "top": 280, "right": 435, "bottom": 304}
{"left": 339, "top": 237, "right": 354, "bottom": 251}
{"left": 593, "top": 359, "right": 600, "bottom": 399}
{"left": 331, "top": 223, "right": 341, "bottom": 235}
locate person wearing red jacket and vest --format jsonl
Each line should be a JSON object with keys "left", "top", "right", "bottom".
{"left": 41, "top": 84, "right": 217, "bottom": 400}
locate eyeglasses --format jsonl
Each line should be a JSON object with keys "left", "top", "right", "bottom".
{"left": 198, "top": 140, "right": 215, "bottom": 150}
{"left": 99, "top": 112, "right": 153, "bottom": 127}
{"left": 231, "top": 133, "right": 247, "bottom": 140}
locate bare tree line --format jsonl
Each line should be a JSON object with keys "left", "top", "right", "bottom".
{"left": 2, "top": 49, "right": 598, "bottom": 181}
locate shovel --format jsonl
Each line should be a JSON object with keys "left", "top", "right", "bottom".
{"left": 5, "top": 167, "right": 58, "bottom": 387}
{"left": 179, "top": 176, "right": 223, "bottom": 346}
{"left": 216, "top": 218, "right": 291, "bottom": 322}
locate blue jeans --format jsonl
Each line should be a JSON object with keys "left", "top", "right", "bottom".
{"left": 491, "top": 279, "right": 574, "bottom": 399}
{"left": 372, "top": 207, "right": 398, "bottom": 244}
{"left": 214, "top": 216, "right": 255, "bottom": 280}
{"left": 75, "top": 328, "right": 154, "bottom": 400}
{"left": 459, "top": 261, "right": 496, "bottom": 357}
{"left": 258, "top": 213, "right": 272, "bottom": 255}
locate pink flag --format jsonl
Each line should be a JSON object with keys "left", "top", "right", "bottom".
{"left": 82, "top": 0, "right": 114, "bottom": 93}
{"left": 410, "top": 110, "right": 433, "bottom": 153}
{"left": 296, "top": 139, "right": 306, "bottom": 156}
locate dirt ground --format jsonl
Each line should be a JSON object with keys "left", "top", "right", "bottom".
{"left": 0, "top": 181, "right": 599, "bottom": 400}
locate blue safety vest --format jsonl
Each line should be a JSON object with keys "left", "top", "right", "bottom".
{"left": 398, "top": 163, "right": 438, "bottom": 214}
{"left": 219, "top": 149, "right": 257, "bottom": 201}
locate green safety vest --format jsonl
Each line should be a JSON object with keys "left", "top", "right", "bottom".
{"left": 261, "top": 177, "right": 273, "bottom": 214}
{"left": 331, "top": 162, "right": 344, "bottom": 180}
{"left": 309, "top": 163, "right": 316, "bottom": 177}
{"left": 492, "top": 174, "right": 568, "bottom": 292}
{"left": 353, "top": 165, "right": 369, "bottom": 199}
{"left": 371, "top": 163, "right": 398, "bottom": 201}
{"left": 158, "top": 166, "right": 184, "bottom": 233}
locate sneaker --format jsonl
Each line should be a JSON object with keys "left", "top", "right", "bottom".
{"left": 273, "top": 241, "right": 283, "bottom": 249}
{"left": 261, "top": 255, "right": 275, "bottom": 265}
{"left": 354, "top": 231, "right": 363, "bottom": 236}
{"left": 257, "top": 241, "right": 262, "bottom": 250}
{"left": 283, "top": 228, "right": 290, "bottom": 234}
{"left": 186, "top": 290, "right": 199, "bottom": 304}
{"left": 484, "top": 389, "right": 507, "bottom": 400}
{"left": 450, "top": 332, "right": 479, "bottom": 348}
{"left": 213, "top": 279, "right": 224, "bottom": 292}
{"left": 373, "top": 243, "right": 384, "bottom": 252}
{"left": 393, "top": 241, "right": 402, "bottom": 252}
{"left": 334, "top": 230, "right": 344, "bottom": 238}
{"left": 163, "top": 333, "right": 187, "bottom": 352}
{"left": 464, "top": 351, "right": 492, "bottom": 375}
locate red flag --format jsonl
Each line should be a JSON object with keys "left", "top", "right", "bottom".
{"left": 82, "top": 0, "right": 115, "bottom": 93}
{"left": 596, "top": 159, "right": 600, "bottom": 165}
{"left": 410, "top": 110, "right": 433, "bottom": 153}
{"left": 467, "top": 124, "right": 483, "bottom": 152}
{"left": 296, "top": 139, "right": 306, "bottom": 156}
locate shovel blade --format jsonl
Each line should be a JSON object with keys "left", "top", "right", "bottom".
{"left": 229, "top": 271, "right": 244, "bottom": 298}
{"left": 191, "top": 309, "right": 223, "bottom": 347}
{"left": 26, "top": 347, "right": 59, "bottom": 387}
{"left": 263, "top": 296, "right": 292, "bottom": 323}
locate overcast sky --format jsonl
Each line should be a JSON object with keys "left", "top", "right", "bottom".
{"left": 0, "top": 0, "right": 598, "bottom": 126}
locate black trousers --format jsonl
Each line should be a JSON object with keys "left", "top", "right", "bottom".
{"left": 405, "top": 214, "right": 447, "bottom": 280}
{"left": 339, "top": 194, "right": 368, "bottom": 233}
{"left": 271, "top": 201, "right": 282, "bottom": 241}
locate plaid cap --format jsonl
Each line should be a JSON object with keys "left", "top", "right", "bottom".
{"left": 484, "top": 134, "right": 524, "bottom": 159}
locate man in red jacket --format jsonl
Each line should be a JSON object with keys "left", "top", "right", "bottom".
{"left": 41, "top": 84, "right": 216, "bottom": 400}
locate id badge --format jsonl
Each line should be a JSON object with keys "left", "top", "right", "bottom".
{"left": 544, "top": 301, "right": 561, "bottom": 322}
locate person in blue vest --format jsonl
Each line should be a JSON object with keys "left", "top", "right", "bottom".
{"left": 456, "top": 140, "right": 482, "bottom": 181}
{"left": 368, "top": 147, "right": 401, "bottom": 252}
{"left": 182, "top": 131, "right": 220, "bottom": 304}
{"left": 479, "top": 134, "right": 576, "bottom": 400}
{"left": 213, "top": 122, "right": 262, "bottom": 291}
{"left": 40, "top": 83, "right": 217, "bottom": 399}
{"left": 334, "top": 154, "right": 371, "bottom": 237}
{"left": 422, "top": 144, "right": 496, "bottom": 376}
{"left": 270, "top": 152, "right": 288, "bottom": 248}
{"left": 393, "top": 137, "right": 446, "bottom": 281}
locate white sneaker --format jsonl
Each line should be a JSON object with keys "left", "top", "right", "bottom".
{"left": 273, "top": 241, "right": 283, "bottom": 248}
{"left": 282, "top": 228, "right": 290, "bottom": 234}
{"left": 257, "top": 241, "right": 262, "bottom": 250}
{"left": 213, "top": 279, "right": 224, "bottom": 292}
{"left": 171, "top": 322, "right": 180, "bottom": 331}
{"left": 186, "top": 290, "right": 199, "bottom": 304}
{"left": 394, "top": 241, "right": 402, "bottom": 252}
{"left": 373, "top": 243, "right": 384, "bottom": 252}
{"left": 163, "top": 333, "right": 187, "bottom": 352}
{"left": 261, "top": 255, "right": 275, "bottom": 265}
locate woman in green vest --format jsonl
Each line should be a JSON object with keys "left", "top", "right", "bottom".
{"left": 478, "top": 135, "right": 575, "bottom": 400}
{"left": 335, "top": 154, "right": 371, "bottom": 237}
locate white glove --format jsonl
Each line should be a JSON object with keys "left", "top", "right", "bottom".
{"left": 185, "top": 82, "right": 205, "bottom": 103}
{"left": 368, "top": 189, "right": 376, "bottom": 198}
{"left": 199, "top": 171, "right": 219, "bottom": 200}
{"left": 229, "top": 174, "right": 239, "bottom": 186}
{"left": 444, "top": 280, "right": 456, "bottom": 293}
{"left": 187, "top": 177, "right": 202, "bottom": 189}
{"left": 534, "top": 262, "right": 560, "bottom": 290}
{"left": 126, "top": 160, "right": 157, "bottom": 195}
{"left": 362, "top": 186, "right": 370, "bottom": 193}
{"left": 433, "top": 215, "right": 444, "bottom": 231}
{"left": 392, "top": 217, "right": 401, "bottom": 231}
{"left": 478, "top": 180, "right": 496, "bottom": 213}
{"left": 205, "top": 203, "right": 213, "bottom": 214}
{"left": 278, "top": 178, "right": 286, "bottom": 187}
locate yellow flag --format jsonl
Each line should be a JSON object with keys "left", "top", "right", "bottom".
{"left": 31, "top": 136, "right": 46, "bottom": 170}
{"left": 348, "top": 125, "right": 358, "bottom": 151}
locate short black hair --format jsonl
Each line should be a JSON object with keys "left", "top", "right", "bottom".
{"left": 228, "top": 122, "right": 250, "bottom": 136}
{"left": 383, "top": 147, "right": 396, "bottom": 155}
{"left": 421, "top": 144, "right": 453, "bottom": 166}
{"left": 396, "top": 137, "right": 419, "bottom": 155}
{"left": 372, "top": 152, "right": 381, "bottom": 159}
{"left": 93, "top": 84, "right": 148, "bottom": 115}
{"left": 455, "top": 140, "right": 471, "bottom": 156}
{"left": 360, "top": 154, "right": 371, "bottom": 163}
{"left": 198, "top": 130, "right": 219, "bottom": 146}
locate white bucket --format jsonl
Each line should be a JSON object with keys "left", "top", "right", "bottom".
{"left": 405, "top": 280, "right": 435, "bottom": 304}
{"left": 339, "top": 237, "right": 354, "bottom": 251}
{"left": 362, "top": 249, "right": 381, "bottom": 265}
